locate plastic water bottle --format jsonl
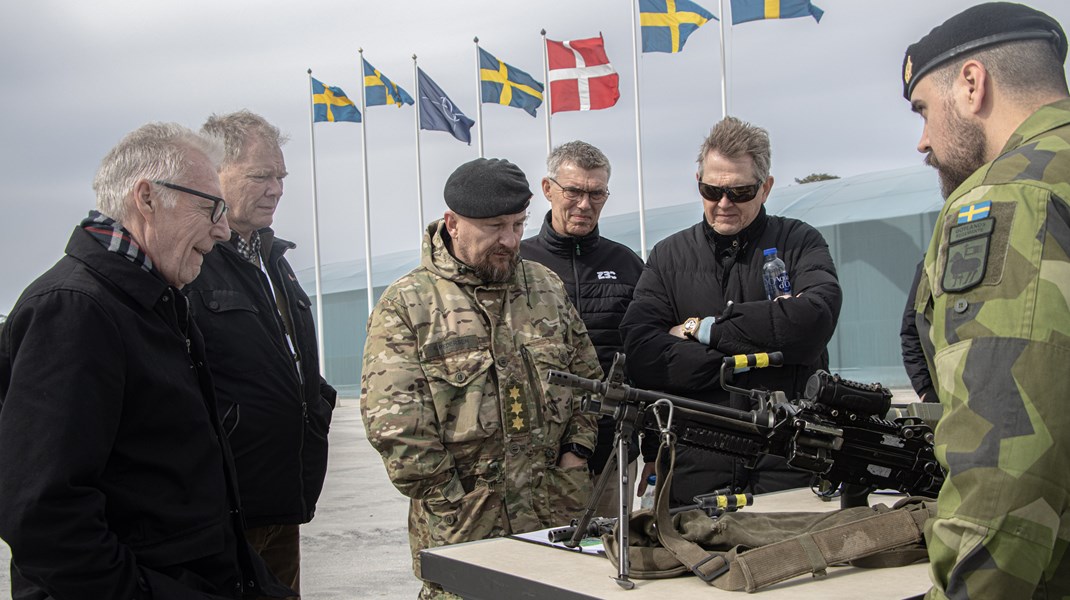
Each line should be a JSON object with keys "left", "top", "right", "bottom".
{"left": 762, "top": 248, "right": 792, "bottom": 300}
{"left": 639, "top": 474, "right": 657, "bottom": 510}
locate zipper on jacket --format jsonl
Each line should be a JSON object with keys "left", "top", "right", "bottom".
{"left": 571, "top": 242, "right": 582, "bottom": 318}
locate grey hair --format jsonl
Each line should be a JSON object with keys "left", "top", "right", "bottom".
{"left": 201, "top": 109, "right": 289, "bottom": 166}
{"left": 928, "top": 38, "right": 1068, "bottom": 102}
{"left": 92, "top": 122, "right": 225, "bottom": 223}
{"left": 696, "top": 116, "right": 771, "bottom": 182}
{"left": 546, "top": 140, "right": 612, "bottom": 180}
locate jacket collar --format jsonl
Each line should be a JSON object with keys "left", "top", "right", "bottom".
{"left": 999, "top": 97, "right": 1070, "bottom": 156}
{"left": 535, "top": 210, "right": 602, "bottom": 255}
{"left": 702, "top": 205, "right": 769, "bottom": 254}
{"left": 65, "top": 226, "right": 171, "bottom": 310}
{"left": 222, "top": 227, "right": 295, "bottom": 262}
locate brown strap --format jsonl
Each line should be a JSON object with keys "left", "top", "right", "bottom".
{"left": 726, "top": 505, "right": 927, "bottom": 591}
{"left": 651, "top": 440, "right": 731, "bottom": 582}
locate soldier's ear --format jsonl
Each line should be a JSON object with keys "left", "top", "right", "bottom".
{"left": 958, "top": 60, "right": 988, "bottom": 116}
{"left": 443, "top": 211, "right": 459, "bottom": 237}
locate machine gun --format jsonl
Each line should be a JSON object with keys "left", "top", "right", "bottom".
{"left": 546, "top": 352, "right": 943, "bottom": 589}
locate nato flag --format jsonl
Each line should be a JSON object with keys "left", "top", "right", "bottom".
{"left": 418, "top": 68, "right": 475, "bottom": 144}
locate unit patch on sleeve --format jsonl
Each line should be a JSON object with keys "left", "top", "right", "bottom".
{"left": 943, "top": 210, "right": 994, "bottom": 293}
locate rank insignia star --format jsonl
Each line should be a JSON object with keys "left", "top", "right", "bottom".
{"left": 509, "top": 386, "right": 521, "bottom": 400}
{"left": 512, "top": 416, "right": 525, "bottom": 431}
{"left": 511, "top": 401, "right": 523, "bottom": 414}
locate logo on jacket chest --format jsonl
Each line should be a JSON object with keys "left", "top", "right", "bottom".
{"left": 596, "top": 270, "right": 617, "bottom": 280}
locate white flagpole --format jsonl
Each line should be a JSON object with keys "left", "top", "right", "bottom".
{"left": 306, "top": 69, "right": 327, "bottom": 375}
{"left": 412, "top": 55, "right": 425, "bottom": 256}
{"left": 357, "top": 49, "right": 375, "bottom": 317}
{"left": 541, "top": 28, "right": 552, "bottom": 158}
{"left": 719, "top": 0, "right": 728, "bottom": 117}
{"left": 474, "top": 37, "right": 485, "bottom": 158}
{"left": 629, "top": 1, "right": 649, "bottom": 261}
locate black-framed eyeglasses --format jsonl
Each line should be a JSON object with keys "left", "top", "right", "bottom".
{"left": 153, "top": 180, "right": 228, "bottom": 223}
{"left": 547, "top": 177, "right": 610, "bottom": 205}
{"left": 698, "top": 180, "right": 764, "bottom": 204}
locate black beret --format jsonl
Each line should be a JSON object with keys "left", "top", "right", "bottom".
{"left": 903, "top": 2, "right": 1067, "bottom": 100}
{"left": 444, "top": 158, "right": 532, "bottom": 219}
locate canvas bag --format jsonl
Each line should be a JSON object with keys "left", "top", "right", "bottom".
{"left": 602, "top": 441, "right": 935, "bottom": 592}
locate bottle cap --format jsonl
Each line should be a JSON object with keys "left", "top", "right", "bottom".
{"left": 763, "top": 247, "right": 778, "bottom": 256}
{"left": 647, "top": 474, "right": 657, "bottom": 485}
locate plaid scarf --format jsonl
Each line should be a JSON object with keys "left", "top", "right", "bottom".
{"left": 235, "top": 230, "right": 262, "bottom": 267}
{"left": 81, "top": 210, "right": 157, "bottom": 276}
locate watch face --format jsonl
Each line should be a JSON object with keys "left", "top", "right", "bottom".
{"left": 685, "top": 318, "right": 698, "bottom": 332}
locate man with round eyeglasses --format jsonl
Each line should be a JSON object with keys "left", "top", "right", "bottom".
{"left": 621, "top": 116, "right": 842, "bottom": 507}
{"left": 520, "top": 141, "right": 645, "bottom": 517}
{"left": 0, "top": 122, "right": 291, "bottom": 599}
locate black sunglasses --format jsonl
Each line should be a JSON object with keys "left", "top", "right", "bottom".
{"left": 153, "top": 180, "right": 228, "bottom": 224}
{"left": 698, "top": 180, "right": 764, "bottom": 204}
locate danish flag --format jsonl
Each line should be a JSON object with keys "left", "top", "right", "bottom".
{"left": 546, "top": 34, "right": 620, "bottom": 114}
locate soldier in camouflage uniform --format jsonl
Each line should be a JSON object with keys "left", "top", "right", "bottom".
{"left": 360, "top": 158, "right": 600, "bottom": 599}
{"left": 903, "top": 4, "right": 1070, "bottom": 598}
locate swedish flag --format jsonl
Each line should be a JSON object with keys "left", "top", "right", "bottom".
{"left": 478, "top": 48, "right": 544, "bottom": 117}
{"left": 362, "top": 59, "right": 415, "bottom": 107}
{"left": 957, "top": 200, "right": 992, "bottom": 223}
{"left": 730, "top": 0, "right": 823, "bottom": 24}
{"left": 312, "top": 78, "right": 361, "bottom": 123}
{"left": 640, "top": 0, "right": 717, "bottom": 54}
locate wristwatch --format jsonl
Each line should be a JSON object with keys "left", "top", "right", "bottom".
{"left": 682, "top": 317, "right": 701, "bottom": 340}
{"left": 560, "top": 443, "right": 593, "bottom": 460}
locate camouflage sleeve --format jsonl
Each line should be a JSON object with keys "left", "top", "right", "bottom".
{"left": 920, "top": 183, "right": 1070, "bottom": 598}
{"left": 360, "top": 295, "right": 462, "bottom": 503}
{"left": 561, "top": 298, "right": 601, "bottom": 451}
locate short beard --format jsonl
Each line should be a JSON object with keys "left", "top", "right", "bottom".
{"left": 470, "top": 247, "right": 519, "bottom": 283}
{"left": 926, "top": 99, "right": 988, "bottom": 199}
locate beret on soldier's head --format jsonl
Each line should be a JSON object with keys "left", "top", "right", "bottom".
{"left": 444, "top": 158, "right": 532, "bottom": 219}
{"left": 902, "top": 2, "right": 1067, "bottom": 100}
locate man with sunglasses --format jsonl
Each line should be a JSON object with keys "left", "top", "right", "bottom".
{"left": 520, "top": 141, "right": 645, "bottom": 516}
{"left": 184, "top": 111, "right": 336, "bottom": 598}
{"left": 361, "top": 157, "right": 600, "bottom": 600}
{"left": 0, "top": 123, "right": 291, "bottom": 598}
{"left": 621, "top": 116, "right": 842, "bottom": 507}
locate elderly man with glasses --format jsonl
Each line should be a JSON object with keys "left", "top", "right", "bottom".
{"left": 520, "top": 141, "right": 645, "bottom": 517}
{"left": 0, "top": 123, "right": 291, "bottom": 599}
{"left": 621, "top": 116, "right": 842, "bottom": 508}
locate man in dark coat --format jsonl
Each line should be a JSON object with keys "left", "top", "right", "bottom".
{"left": 185, "top": 111, "right": 336, "bottom": 598}
{"left": 621, "top": 116, "right": 842, "bottom": 507}
{"left": 520, "top": 141, "right": 645, "bottom": 516}
{"left": 0, "top": 123, "right": 290, "bottom": 599}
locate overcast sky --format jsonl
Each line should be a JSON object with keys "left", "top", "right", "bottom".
{"left": 2, "top": 0, "right": 1069, "bottom": 313}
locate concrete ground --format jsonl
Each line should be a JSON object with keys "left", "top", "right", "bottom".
{"left": 0, "top": 401, "right": 422, "bottom": 599}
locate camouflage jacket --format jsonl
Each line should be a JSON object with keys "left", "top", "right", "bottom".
{"left": 361, "top": 220, "right": 600, "bottom": 565}
{"left": 916, "top": 99, "right": 1070, "bottom": 599}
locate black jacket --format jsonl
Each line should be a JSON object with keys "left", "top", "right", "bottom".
{"left": 521, "top": 213, "right": 645, "bottom": 473}
{"left": 621, "top": 208, "right": 842, "bottom": 503}
{"left": 0, "top": 228, "right": 289, "bottom": 599}
{"left": 185, "top": 230, "right": 336, "bottom": 528}
{"left": 900, "top": 260, "right": 936, "bottom": 402}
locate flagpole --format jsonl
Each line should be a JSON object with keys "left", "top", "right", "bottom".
{"left": 306, "top": 69, "right": 327, "bottom": 375}
{"left": 628, "top": 1, "right": 649, "bottom": 261}
{"left": 358, "top": 48, "right": 375, "bottom": 317}
{"left": 474, "top": 37, "right": 485, "bottom": 158}
{"left": 541, "top": 28, "right": 552, "bottom": 157}
{"left": 718, "top": 0, "right": 728, "bottom": 117}
{"left": 412, "top": 55, "right": 425, "bottom": 256}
